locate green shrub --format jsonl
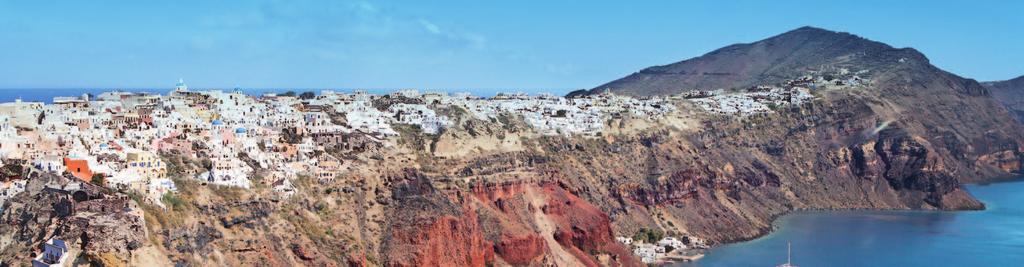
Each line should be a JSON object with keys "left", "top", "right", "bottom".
{"left": 632, "top": 228, "right": 664, "bottom": 243}
{"left": 162, "top": 192, "right": 186, "bottom": 211}
{"left": 91, "top": 174, "right": 107, "bottom": 187}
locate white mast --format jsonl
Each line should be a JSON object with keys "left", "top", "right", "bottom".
{"left": 777, "top": 241, "right": 796, "bottom": 267}
{"left": 787, "top": 242, "right": 792, "bottom": 266}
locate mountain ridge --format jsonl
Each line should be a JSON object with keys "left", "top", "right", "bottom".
{"left": 574, "top": 26, "right": 938, "bottom": 97}
{"left": 984, "top": 75, "right": 1024, "bottom": 122}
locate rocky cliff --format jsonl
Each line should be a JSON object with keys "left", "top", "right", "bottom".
{"left": 423, "top": 95, "right": 1001, "bottom": 244}
{"left": 984, "top": 75, "right": 1024, "bottom": 122}
{"left": 0, "top": 171, "right": 148, "bottom": 266}
{"left": 379, "top": 169, "right": 640, "bottom": 266}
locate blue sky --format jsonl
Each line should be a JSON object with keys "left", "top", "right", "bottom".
{"left": 0, "top": 0, "right": 1022, "bottom": 92}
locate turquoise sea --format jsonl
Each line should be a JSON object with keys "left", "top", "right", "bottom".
{"left": 676, "top": 179, "right": 1024, "bottom": 267}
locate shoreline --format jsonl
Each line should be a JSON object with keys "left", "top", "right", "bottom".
{"left": 681, "top": 177, "right": 1024, "bottom": 264}
{"left": 967, "top": 175, "right": 1024, "bottom": 186}
{"left": 655, "top": 249, "right": 706, "bottom": 264}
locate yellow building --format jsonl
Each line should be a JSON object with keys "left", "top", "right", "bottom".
{"left": 126, "top": 150, "right": 167, "bottom": 180}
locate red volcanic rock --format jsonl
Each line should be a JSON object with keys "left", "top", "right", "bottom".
{"left": 493, "top": 233, "right": 545, "bottom": 265}
{"left": 384, "top": 214, "right": 494, "bottom": 267}
{"left": 540, "top": 184, "right": 640, "bottom": 267}
{"left": 470, "top": 180, "right": 643, "bottom": 267}
{"left": 385, "top": 170, "right": 639, "bottom": 267}
{"left": 541, "top": 185, "right": 615, "bottom": 249}
{"left": 345, "top": 250, "right": 367, "bottom": 267}
{"left": 382, "top": 170, "right": 495, "bottom": 267}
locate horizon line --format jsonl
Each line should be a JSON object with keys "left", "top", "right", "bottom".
{"left": 0, "top": 87, "right": 581, "bottom": 90}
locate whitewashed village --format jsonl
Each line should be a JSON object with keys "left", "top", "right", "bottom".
{"left": 0, "top": 72, "right": 852, "bottom": 265}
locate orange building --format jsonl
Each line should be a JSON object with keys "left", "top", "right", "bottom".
{"left": 63, "top": 158, "right": 93, "bottom": 182}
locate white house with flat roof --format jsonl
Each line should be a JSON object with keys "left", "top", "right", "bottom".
{"left": 31, "top": 238, "right": 69, "bottom": 267}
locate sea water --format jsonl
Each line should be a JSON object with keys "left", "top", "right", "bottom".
{"left": 676, "top": 180, "right": 1024, "bottom": 267}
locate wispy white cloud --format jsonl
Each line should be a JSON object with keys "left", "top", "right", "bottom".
{"left": 416, "top": 18, "right": 487, "bottom": 50}
{"left": 418, "top": 19, "right": 441, "bottom": 34}
{"left": 351, "top": 0, "right": 377, "bottom": 13}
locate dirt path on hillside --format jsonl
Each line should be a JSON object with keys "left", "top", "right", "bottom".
{"left": 525, "top": 187, "right": 582, "bottom": 266}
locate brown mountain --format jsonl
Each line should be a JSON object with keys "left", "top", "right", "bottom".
{"left": 576, "top": 26, "right": 937, "bottom": 97}
{"left": 577, "top": 26, "right": 1022, "bottom": 183}
{"left": 984, "top": 75, "right": 1024, "bottom": 122}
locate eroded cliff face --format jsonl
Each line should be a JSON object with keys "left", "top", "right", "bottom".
{"left": 378, "top": 169, "right": 640, "bottom": 267}
{"left": 472, "top": 180, "right": 640, "bottom": 267}
{"left": 414, "top": 81, "right": 1018, "bottom": 247}
{"left": 983, "top": 75, "right": 1024, "bottom": 123}
{"left": 0, "top": 172, "right": 148, "bottom": 266}
{"left": 380, "top": 170, "right": 494, "bottom": 267}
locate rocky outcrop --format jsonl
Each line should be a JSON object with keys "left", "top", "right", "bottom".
{"left": 870, "top": 128, "right": 981, "bottom": 209}
{"left": 62, "top": 196, "right": 147, "bottom": 264}
{"left": 984, "top": 75, "right": 1024, "bottom": 122}
{"left": 976, "top": 150, "right": 1022, "bottom": 175}
{"left": 492, "top": 233, "right": 545, "bottom": 265}
{"left": 380, "top": 170, "right": 495, "bottom": 267}
{"left": 163, "top": 224, "right": 223, "bottom": 254}
{"left": 379, "top": 170, "right": 642, "bottom": 267}
{"left": 0, "top": 172, "right": 147, "bottom": 265}
{"left": 471, "top": 180, "right": 642, "bottom": 267}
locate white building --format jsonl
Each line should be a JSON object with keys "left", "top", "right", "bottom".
{"left": 657, "top": 237, "right": 687, "bottom": 250}
{"left": 31, "top": 238, "right": 69, "bottom": 267}
{"left": 33, "top": 155, "right": 66, "bottom": 174}
{"left": 632, "top": 243, "right": 662, "bottom": 263}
